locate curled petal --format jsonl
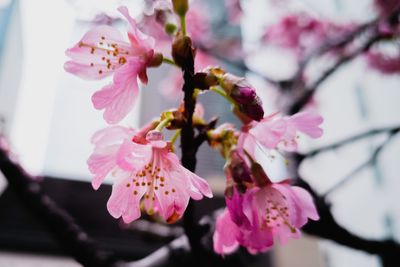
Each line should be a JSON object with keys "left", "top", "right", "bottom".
{"left": 213, "top": 209, "right": 240, "bottom": 255}
{"left": 118, "top": 6, "right": 155, "bottom": 50}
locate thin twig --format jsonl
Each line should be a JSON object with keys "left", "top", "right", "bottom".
{"left": 288, "top": 7, "right": 400, "bottom": 115}
{"left": 288, "top": 32, "right": 385, "bottom": 114}
{"left": 322, "top": 128, "right": 400, "bottom": 197}
{"left": 304, "top": 125, "right": 400, "bottom": 158}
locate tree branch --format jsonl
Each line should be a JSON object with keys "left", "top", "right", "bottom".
{"left": 288, "top": 7, "right": 400, "bottom": 115}
{"left": 296, "top": 178, "right": 400, "bottom": 267}
{"left": 0, "top": 145, "right": 121, "bottom": 267}
{"left": 178, "top": 36, "right": 208, "bottom": 265}
{"left": 303, "top": 125, "right": 400, "bottom": 158}
{"left": 288, "top": 32, "right": 386, "bottom": 114}
{"left": 322, "top": 127, "right": 400, "bottom": 197}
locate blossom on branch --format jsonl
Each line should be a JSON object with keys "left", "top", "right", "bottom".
{"left": 262, "top": 14, "right": 354, "bottom": 57}
{"left": 214, "top": 181, "right": 319, "bottom": 255}
{"left": 89, "top": 126, "right": 212, "bottom": 224}
{"left": 240, "top": 111, "right": 323, "bottom": 155}
{"left": 65, "top": 6, "right": 160, "bottom": 124}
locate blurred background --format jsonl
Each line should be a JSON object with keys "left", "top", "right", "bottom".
{"left": 0, "top": 0, "right": 399, "bottom": 266}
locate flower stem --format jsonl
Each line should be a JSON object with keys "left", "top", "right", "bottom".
{"left": 180, "top": 15, "right": 187, "bottom": 36}
{"left": 162, "top": 57, "right": 177, "bottom": 66}
{"left": 170, "top": 129, "right": 182, "bottom": 144}
{"left": 155, "top": 117, "right": 172, "bottom": 131}
{"left": 210, "top": 86, "right": 237, "bottom": 107}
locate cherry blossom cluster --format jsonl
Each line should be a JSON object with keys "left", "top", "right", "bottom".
{"left": 64, "top": 0, "right": 323, "bottom": 255}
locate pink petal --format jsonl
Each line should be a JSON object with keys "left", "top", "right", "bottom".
{"left": 238, "top": 132, "right": 256, "bottom": 157}
{"left": 116, "top": 140, "right": 152, "bottom": 171}
{"left": 64, "top": 61, "right": 113, "bottom": 80}
{"left": 291, "top": 186, "right": 319, "bottom": 221}
{"left": 165, "top": 153, "right": 212, "bottom": 199}
{"left": 226, "top": 189, "right": 251, "bottom": 228}
{"left": 213, "top": 209, "right": 240, "bottom": 255}
{"left": 107, "top": 173, "right": 147, "bottom": 223}
{"left": 92, "top": 59, "right": 142, "bottom": 124}
{"left": 151, "top": 152, "right": 195, "bottom": 222}
{"left": 241, "top": 192, "right": 274, "bottom": 253}
{"left": 189, "top": 173, "right": 213, "bottom": 199}
{"left": 87, "top": 145, "right": 119, "bottom": 190}
{"left": 91, "top": 126, "right": 135, "bottom": 147}
{"left": 288, "top": 112, "right": 323, "bottom": 138}
{"left": 250, "top": 118, "right": 286, "bottom": 149}
{"left": 65, "top": 25, "right": 131, "bottom": 80}
{"left": 118, "top": 6, "right": 155, "bottom": 50}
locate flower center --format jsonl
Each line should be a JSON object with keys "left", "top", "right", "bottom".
{"left": 78, "top": 37, "right": 131, "bottom": 75}
{"left": 263, "top": 196, "right": 296, "bottom": 233}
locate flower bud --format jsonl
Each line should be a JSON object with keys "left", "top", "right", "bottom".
{"left": 148, "top": 52, "right": 163, "bottom": 67}
{"left": 230, "top": 149, "right": 252, "bottom": 184}
{"left": 172, "top": 0, "right": 189, "bottom": 17}
{"left": 221, "top": 73, "right": 264, "bottom": 121}
{"left": 240, "top": 95, "right": 264, "bottom": 122}
{"left": 194, "top": 72, "right": 218, "bottom": 89}
{"left": 172, "top": 35, "right": 195, "bottom": 68}
{"left": 221, "top": 73, "right": 256, "bottom": 104}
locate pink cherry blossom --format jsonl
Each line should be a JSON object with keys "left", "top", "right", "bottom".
{"left": 280, "top": 111, "right": 324, "bottom": 151}
{"left": 65, "top": 6, "right": 156, "bottom": 124}
{"left": 213, "top": 209, "right": 240, "bottom": 255}
{"left": 262, "top": 14, "right": 354, "bottom": 58}
{"left": 87, "top": 126, "right": 146, "bottom": 190}
{"left": 242, "top": 111, "right": 323, "bottom": 154}
{"left": 214, "top": 182, "right": 319, "bottom": 255}
{"left": 107, "top": 130, "right": 213, "bottom": 223}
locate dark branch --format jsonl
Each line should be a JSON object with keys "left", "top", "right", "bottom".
{"left": 288, "top": 32, "right": 385, "bottom": 114}
{"left": 304, "top": 125, "right": 400, "bottom": 158}
{"left": 322, "top": 128, "right": 400, "bottom": 197}
{"left": 288, "top": 19, "right": 377, "bottom": 86}
{"left": 0, "top": 145, "right": 121, "bottom": 267}
{"left": 288, "top": 6, "right": 400, "bottom": 115}
{"left": 178, "top": 36, "right": 208, "bottom": 265}
{"left": 296, "top": 178, "right": 400, "bottom": 267}
{"left": 197, "top": 44, "right": 279, "bottom": 86}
